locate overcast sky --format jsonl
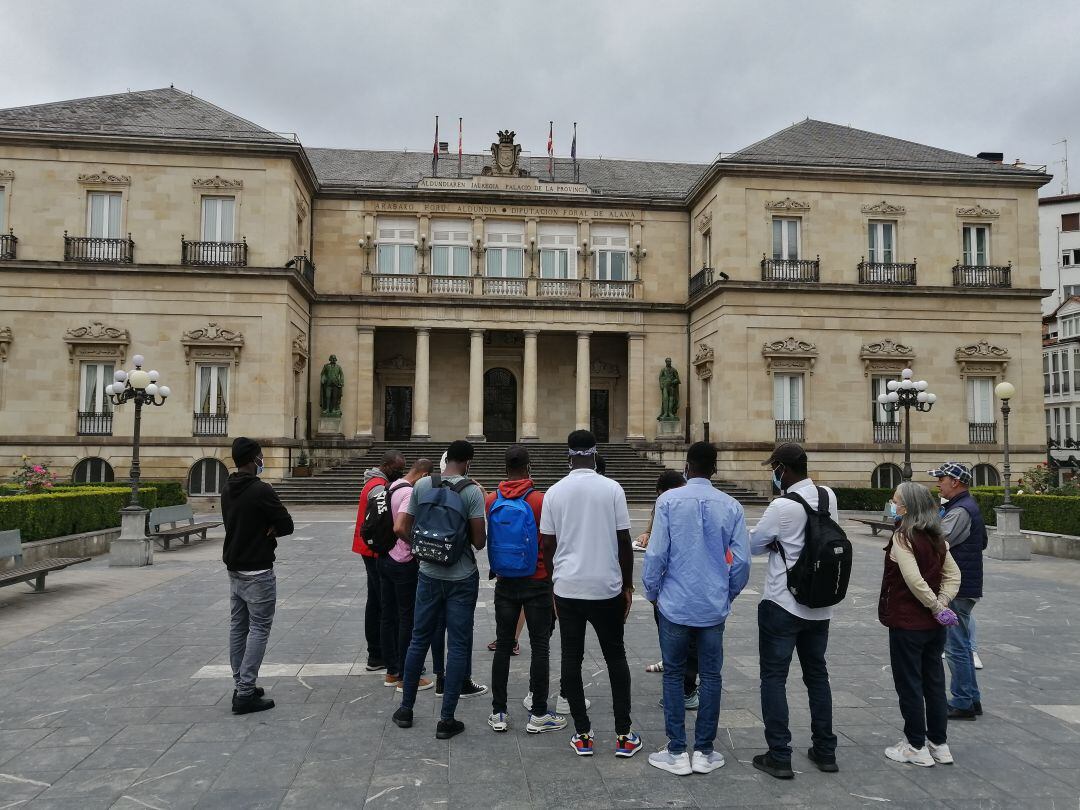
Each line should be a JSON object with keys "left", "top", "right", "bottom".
{"left": 5, "top": 1, "right": 1079, "bottom": 192}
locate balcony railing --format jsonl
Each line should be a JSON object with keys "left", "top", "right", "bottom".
{"left": 873, "top": 421, "right": 900, "bottom": 443}
{"left": 193, "top": 412, "right": 229, "bottom": 437}
{"left": 689, "top": 267, "right": 714, "bottom": 297}
{"left": 430, "top": 276, "right": 472, "bottom": 295}
{"left": 291, "top": 254, "right": 315, "bottom": 286}
{"left": 483, "top": 278, "right": 527, "bottom": 297}
{"left": 0, "top": 230, "right": 16, "bottom": 260}
{"left": 762, "top": 256, "right": 820, "bottom": 282}
{"left": 952, "top": 263, "right": 1011, "bottom": 288}
{"left": 64, "top": 234, "right": 134, "bottom": 264}
{"left": 76, "top": 411, "right": 113, "bottom": 436}
{"left": 182, "top": 237, "right": 247, "bottom": 267}
{"left": 969, "top": 422, "right": 997, "bottom": 444}
{"left": 590, "top": 280, "right": 635, "bottom": 300}
{"left": 858, "top": 260, "right": 917, "bottom": 285}
{"left": 538, "top": 279, "right": 581, "bottom": 298}
{"left": 775, "top": 419, "right": 805, "bottom": 443}
{"left": 373, "top": 274, "right": 418, "bottom": 293}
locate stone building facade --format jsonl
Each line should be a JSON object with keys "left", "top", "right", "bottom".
{"left": 0, "top": 89, "right": 1052, "bottom": 493}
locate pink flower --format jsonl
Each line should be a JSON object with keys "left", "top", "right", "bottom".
{"left": 33, "top": 466, "right": 44, "bottom": 473}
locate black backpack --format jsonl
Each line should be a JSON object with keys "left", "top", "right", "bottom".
{"left": 360, "top": 480, "right": 409, "bottom": 555}
{"left": 779, "top": 487, "right": 852, "bottom": 608}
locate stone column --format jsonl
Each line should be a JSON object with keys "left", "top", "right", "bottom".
{"left": 575, "top": 330, "right": 591, "bottom": 431}
{"left": 413, "top": 327, "right": 431, "bottom": 440}
{"left": 468, "top": 328, "right": 485, "bottom": 440}
{"left": 627, "top": 332, "right": 646, "bottom": 441}
{"left": 521, "top": 329, "right": 539, "bottom": 441}
{"left": 355, "top": 326, "right": 375, "bottom": 441}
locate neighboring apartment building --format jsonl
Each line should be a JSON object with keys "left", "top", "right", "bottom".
{"left": 0, "top": 88, "right": 1052, "bottom": 494}
{"left": 1038, "top": 193, "right": 1080, "bottom": 316}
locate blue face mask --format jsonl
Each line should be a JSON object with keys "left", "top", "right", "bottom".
{"left": 255, "top": 457, "right": 265, "bottom": 476}
{"left": 888, "top": 502, "right": 898, "bottom": 517}
{"left": 771, "top": 465, "right": 784, "bottom": 492}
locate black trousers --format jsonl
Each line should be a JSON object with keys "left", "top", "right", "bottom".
{"left": 377, "top": 555, "right": 419, "bottom": 677}
{"left": 362, "top": 554, "right": 382, "bottom": 664}
{"left": 654, "top": 603, "right": 698, "bottom": 696}
{"left": 556, "top": 594, "right": 632, "bottom": 735}
{"left": 888, "top": 626, "right": 948, "bottom": 749}
{"left": 491, "top": 577, "right": 553, "bottom": 715}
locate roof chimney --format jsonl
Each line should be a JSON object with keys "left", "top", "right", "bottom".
{"left": 977, "top": 152, "right": 1004, "bottom": 164}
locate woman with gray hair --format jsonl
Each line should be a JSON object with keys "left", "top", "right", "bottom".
{"left": 878, "top": 481, "right": 961, "bottom": 768}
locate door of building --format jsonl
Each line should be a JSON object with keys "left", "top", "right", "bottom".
{"left": 590, "top": 389, "right": 610, "bottom": 443}
{"left": 483, "top": 368, "right": 517, "bottom": 442}
{"left": 384, "top": 385, "right": 412, "bottom": 441}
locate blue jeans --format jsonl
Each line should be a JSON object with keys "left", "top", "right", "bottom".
{"left": 228, "top": 570, "right": 277, "bottom": 697}
{"left": 758, "top": 599, "right": 836, "bottom": 763}
{"left": 400, "top": 571, "right": 479, "bottom": 721}
{"left": 658, "top": 613, "right": 725, "bottom": 755}
{"left": 945, "top": 596, "right": 981, "bottom": 710}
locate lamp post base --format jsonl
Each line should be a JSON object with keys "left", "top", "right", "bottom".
{"left": 109, "top": 506, "right": 153, "bottom": 567}
{"left": 986, "top": 505, "right": 1030, "bottom": 561}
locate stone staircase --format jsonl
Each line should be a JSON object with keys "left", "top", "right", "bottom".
{"left": 274, "top": 441, "right": 767, "bottom": 506}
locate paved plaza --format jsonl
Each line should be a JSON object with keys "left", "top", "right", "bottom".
{"left": 1, "top": 505, "right": 1079, "bottom": 809}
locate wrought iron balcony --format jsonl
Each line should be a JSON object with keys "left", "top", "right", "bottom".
{"left": 762, "top": 256, "right": 820, "bottom": 282}
{"left": 193, "top": 412, "right": 228, "bottom": 437}
{"left": 76, "top": 411, "right": 113, "bottom": 436}
{"left": 0, "top": 230, "right": 15, "bottom": 260}
{"left": 181, "top": 236, "right": 247, "bottom": 267}
{"left": 64, "top": 233, "right": 134, "bottom": 263}
{"left": 538, "top": 279, "right": 581, "bottom": 298}
{"left": 775, "top": 419, "right": 805, "bottom": 443}
{"left": 483, "top": 278, "right": 527, "bottom": 297}
{"left": 873, "top": 421, "right": 901, "bottom": 443}
{"left": 590, "top": 280, "right": 635, "bottom": 300}
{"left": 952, "top": 262, "right": 1011, "bottom": 288}
{"left": 968, "top": 422, "right": 997, "bottom": 444}
{"left": 689, "top": 266, "right": 714, "bottom": 297}
{"left": 858, "top": 259, "right": 917, "bottom": 285}
{"left": 373, "top": 274, "right": 418, "bottom": 293}
{"left": 290, "top": 254, "right": 315, "bottom": 286}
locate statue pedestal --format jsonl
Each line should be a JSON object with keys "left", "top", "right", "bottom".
{"left": 656, "top": 418, "right": 683, "bottom": 443}
{"left": 110, "top": 506, "right": 152, "bottom": 567}
{"left": 317, "top": 415, "right": 343, "bottom": 437}
{"left": 986, "top": 505, "right": 1030, "bottom": 561}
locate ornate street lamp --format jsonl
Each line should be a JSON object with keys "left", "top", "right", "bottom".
{"left": 988, "top": 380, "right": 1029, "bottom": 560}
{"left": 104, "top": 354, "right": 169, "bottom": 566}
{"left": 877, "top": 367, "right": 938, "bottom": 482}
{"left": 995, "top": 381, "right": 1016, "bottom": 504}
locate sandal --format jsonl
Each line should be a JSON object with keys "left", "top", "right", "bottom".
{"left": 512, "top": 642, "right": 520, "bottom": 656}
{"left": 645, "top": 661, "right": 664, "bottom": 673}
{"left": 487, "top": 640, "right": 497, "bottom": 652}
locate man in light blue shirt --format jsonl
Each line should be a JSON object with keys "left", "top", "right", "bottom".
{"left": 642, "top": 442, "right": 751, "bottom": 777}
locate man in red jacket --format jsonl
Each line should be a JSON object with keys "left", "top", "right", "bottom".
{"left": 352, "top": 449, "right": 405, "bottom": 671}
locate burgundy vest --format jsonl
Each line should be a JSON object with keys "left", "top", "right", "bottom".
{"left": 878, "top": 530, "right": 945, "bottom": 631}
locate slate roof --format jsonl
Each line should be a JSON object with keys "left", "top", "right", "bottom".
{"left": 0, "top": 87, "right": 290, "bottom": 144}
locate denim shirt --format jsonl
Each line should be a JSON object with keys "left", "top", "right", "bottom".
{"left": 642, "top": 477, "right": 751, "bottom": 627}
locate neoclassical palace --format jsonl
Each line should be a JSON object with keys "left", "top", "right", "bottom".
{"left": 0, "top": 88, "right": 1051, "bottom": 493}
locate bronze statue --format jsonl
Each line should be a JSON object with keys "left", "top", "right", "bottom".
{"left": 658, "top": 357, "right": 681, "bottom": 420}
{"left": 319, "top": 355, "right": 344, "bottom": 416}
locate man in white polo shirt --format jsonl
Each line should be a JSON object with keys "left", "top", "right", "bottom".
{"left": 540, "top": 430, "right": 640, "bottom": 759}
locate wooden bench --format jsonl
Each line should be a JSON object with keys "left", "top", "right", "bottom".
{"left": 0, "top": 529, "right": 90, "bottom": 593}
{"left": 852, "top": 505, "right": 896, "bottom": 536}
{"left": 149, "top": 504, "right": 222, "bottom": 551}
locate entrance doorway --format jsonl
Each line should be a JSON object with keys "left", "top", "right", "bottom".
{"left": 590, "top": 389, "right": 610, "bottom": 443}
{"left": 384, "top": 385, "right": 412, "bottom": 441}
{"left": 483, "top": 368, "right": 517, "bottom": 441}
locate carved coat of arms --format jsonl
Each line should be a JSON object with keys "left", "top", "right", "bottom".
{"left": 483, "top": 130, "right": 529, "bottom": 177}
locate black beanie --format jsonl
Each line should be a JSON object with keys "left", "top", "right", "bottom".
{"left": 231, "top": 437, "right": 261, "bottom": 467}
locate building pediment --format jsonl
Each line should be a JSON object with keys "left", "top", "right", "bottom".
{"left": 956, "top": 203, "right": 999, "bottom": 218}
{"left": 762, "top": 337, "right": 818, "bottom": 375}
{"left": 696, "top": 211, "right": 713, "bottom": 232}
{"left": 181, "top": 322, "right": 244, "bottom": 365}
{"left": 692, "top": 342, "right": 714, "bottom": 379}
{"left": 63, "top": 321, "right": 130, "bottom": 364}
{"left": 193, "top": 175, "right": 243, "bottom": 189}
{"left": 861, "top": 200, "right": 906, "bottom": 216}
{"left": 955, "top": 339, "right": 1009, "bottom": 375}
{"left": 77, "top": 169, "right": 130, "bottom": 186}
{"left": 859, "top": 338, "right": 915, "bottom": 377}
{"left": 764, "top": 197, "right": 811, "bottom": 212}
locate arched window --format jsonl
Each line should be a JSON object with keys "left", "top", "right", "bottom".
{"left": 872, "top": 463, "right": 903, "bottom": 490}
{"left": 73, "top": 457, "right": 114, "bottom": 484}
{"left": 973, "top": 463, "right": 1000, "bottom": 487}
{"left": 188, "top": 458, "right": 229, "bottom": 496}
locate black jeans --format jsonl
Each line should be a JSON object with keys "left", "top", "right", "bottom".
{"left": 492, "top": 577, "right": 553, "bottom": 716}
{"left": 654, "top": 603, "right": 698, "bottom": 696}
{"left": 888, "top": 626, "right": 948, "bottom": 749}
{"left": 378, "top": 555, "right": 419, "bottom": 678}
{"left": 556, "top": 594, "right": 632, "bottom": 736}
{"left": 362, "top": 554, "right": 382, "bottom": 664}
{"left": 758, "top": 599, "right": 837, "bottom": 763}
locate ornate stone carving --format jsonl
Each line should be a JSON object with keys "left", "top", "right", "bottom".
{"left": 764, "top": 197, "right": 811, "bottom": 212}
{"left": 762, "top": 337, "right": 818, "bottom": 375}
{"left": 860, "top": 338, "right": 914, "bottom": 377}
{"left": 954, "top": 339, "right": 1010, "bottom": 375}
{"left": 180, "top": 322, "right": 244, "bottom": 365}
{"left": 590, "top": 360, "right": 621, "bottom": 378}
{"left": 63, "top": 321, "right": 130, "bottom": 363}
{"left": 0, "top": 169, "right": 14, "bottom": 181}
{"left": 376, "top": 354, "right": 415, "bottom": 372}
{"left": 192, "top": 175, "right": 243, "bottom": 189}
{"left": 482, "top": 130, "right": 529, "bottom": 178}
{"left": 0, "top": 326, "right": 11, "bottom": 362}
{"left": 485, "top": 331, "right": 525, "bottom": 348}
{"left": 861, "top": 200, "right": 906, "bottom": 215}
{"left": 956, "top": 203, "right": 999, "bottom": 218}
{"left": 77, "top": 169, "right": 130, "bottom": 186}
{"left": 692, "top": 342, "right": 714, "bottom": 380}
{"left": 296, "top": 196, "right": 309, "bottom": 220}
{"left": 292, "top": 331, "right": 309, "bottom": 374}
{"left": 696, "top": 210, "right": 713, "bottom": 232}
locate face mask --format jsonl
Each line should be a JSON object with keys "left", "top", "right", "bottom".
{"left": 940, "top": 496, "right": 948, "bottom": 506}
{"left": 771, "top": 465, "right": 784, "bottom": 492}
{"left": 888, "top": 502, "right": 899, "bottom": 518}
{"left": 255, "top": 458, "right": 265, "bottom": 476}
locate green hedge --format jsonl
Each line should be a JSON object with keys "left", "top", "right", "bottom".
{"left": 832, "top": 487, "right": 894, "bottom": 511}
{"left": 66, "top": 480, "right": 187, "bottom": 507}
{"left": 0, "top": 487, "right": 159, "bottom": 542}
{"left": 968, "top": 491, "right": 1080, "bottom": 536}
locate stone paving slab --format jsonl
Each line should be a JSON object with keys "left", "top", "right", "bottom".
{"left": 0, "top": 505, "right": 1078, "bottom": 808}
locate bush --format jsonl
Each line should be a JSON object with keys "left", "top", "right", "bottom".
{"left": 66, "top": 480, "right": 187, "bottom": 507}
{"left": 0, "top": 487, "right": 159, "bottom": 542}
{"left": 967, "top": 491, "right": 1080, "bottom": 536}
{"left": 832, "top": 487, "right": 895, "bottom": 511}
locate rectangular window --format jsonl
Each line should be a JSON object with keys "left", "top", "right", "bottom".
{"left": 593, "top": 224, "right": 630, "bottom": 280}
{"left": 773, "top": 373, "right": 803, "bottom": 420}
{"left": 87, "top": 191, "right": 122, "bottom": 238}
{"left": 0, "top": 186, "right": 5, "bottom": 232}
{"left": 1044, "top": 352, "right": 1052, "bottom": 395}
{"left": 201, "top": 196, "right": 236, "bottom": 242}
{"left": 1064, "top": 252, "right": 1073, "bottom": 267}
{"left": 871, "top": 376, "right": 898, "bottom": 423}
{"left": 701, "top": 229, "right": 712, "bottom": 269}
{"left": 484, "top": 221, "right": 525, "bottom": 278}
{"left": 376, "top": 218, "right": 417, "bottom": 275}
{"left": 868, "top": 221, "right": 896, "bottom": 263}
{"left": 1062, "top": 314, "right": 1080, "bottom": 339}
{"left": 79, "top": 362, "right": 114, "bottom": 413}
{"left": 196, "top": 365, "right": 229, "bottom": 415}
{"left": 1074, "top": 348, "right": 1080, "bottom": 391}
{"left": 1062, "top": 212, "right": 1080, "bottom": 232}
{"left": 431, "top": 219, "right": 471, "bottom": 276}
{"left": 962, "top": 224, "right": 990, "bottom": 266}
{"left": 538, "top": 222, "right": 577, "bottom": 279}
{"left": 966, "top": 377, "right": 995, "bottom": 423}
{"left": 1046, "top": 408, "right": 1053, "bottom": 441}
{"left": 771, "top": 218, "right": 800, "bottom": 260}
{"left": 1051, "top": 352, "right": 1061, "bottom": 395}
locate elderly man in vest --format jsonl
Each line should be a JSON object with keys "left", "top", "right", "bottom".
{"left": 929, "top": 462, "right": 986, "bottom": 720}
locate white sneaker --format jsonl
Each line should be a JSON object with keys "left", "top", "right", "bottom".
{"left": 648, "top": 747, "right": 692, "bottom": 776}
{"left": 928, "top": 742, "right": 954, "bottom": 764}
{"left": 973, "top": 651, "right": 984, "bottom": 670}
{"left": 523, "top": 693, "right": 590, "bottom": 714}
{"left": 526, "top": 713, "right": 567, "bottom": 734}
{"left": 885, "top": 740, "right": 935, "bottom": 767}
{"left": 691, "top": 750, "right": 726, "bottom": 773}
{"left": 487, "top": 711, "right": 510, "bottom": 732}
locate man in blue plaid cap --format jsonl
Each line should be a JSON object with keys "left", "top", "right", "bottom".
{"left": 928, "top": 462, "right": 986, "bottom": 720}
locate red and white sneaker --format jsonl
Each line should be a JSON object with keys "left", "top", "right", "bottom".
{"left": 570, "top": 731, "right": 594, "bottom": 756}
{"left": 615, "top": 731, "right": 642, "bottom": 758}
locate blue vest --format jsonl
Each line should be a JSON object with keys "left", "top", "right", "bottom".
{"left": 944, "top": 491, "right": 986, "bottom": 599}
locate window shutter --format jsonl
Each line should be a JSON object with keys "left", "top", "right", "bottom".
{"left": 773, "top": 376, "right": 786, "bottom": 419}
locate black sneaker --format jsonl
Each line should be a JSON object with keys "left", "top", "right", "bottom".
{"left": 807, "top": 748, "right": 839, "bottom": 773}
{"left": 435, "top": 675, "right": 445, "bottom": 696}
{"left": 973, "top": 701, "right": 983, "bottom": 716}
{"left": 753, "top": 753, "right": 794, "bottom": 780}
{"left": 436, "top": 719, "right": 465, "bottom": 740}
{"left": 392, "top": 707, "right": 413, "bottom": 729}
{"left": 232, "top": 687, "right": 265, "bottom": 699}
{"left": 231, "top": 693, "right": 275, "bottom": 715}
{"left": 459, "top": 679, "right": 488, "bottom": 698}
{"left": 947, "top": 706, "right": 977, "bottom": 721}
{"left": 365, "top": 659, "right": 386, "bottom": 672}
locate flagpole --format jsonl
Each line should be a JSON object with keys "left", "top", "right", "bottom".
{"left": 432, "top": 115, "right": 439, "bottom": 178}
{"left": 572, "top": 121, "right": 578, "bottom": 183}
{"left": 548, "top": 120, "right": 554, "bottom": 180}
{"left": 458, "top": 117, "right": 463, "bottom": 179}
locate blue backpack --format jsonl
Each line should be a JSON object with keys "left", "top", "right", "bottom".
{"left": 487, "top": 488, "right": 538, "bottom": 578}
{"left": 411, "top": 475, "right": 476, "bottom": 566}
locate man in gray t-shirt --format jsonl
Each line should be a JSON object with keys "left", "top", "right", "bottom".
{"left": 392, "top": 440, "right": 487, "bottom": 741}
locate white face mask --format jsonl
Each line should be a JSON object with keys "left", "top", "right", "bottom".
{"left": 255, "top": 457, "right": 265, "bottom": 476}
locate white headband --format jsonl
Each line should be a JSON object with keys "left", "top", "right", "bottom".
{"left": 568, "top": 448, "right": 597, "bottom": 456}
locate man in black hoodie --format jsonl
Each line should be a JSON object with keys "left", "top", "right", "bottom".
{"left": 222, "top": 437, "right": 294, "bottom": 715}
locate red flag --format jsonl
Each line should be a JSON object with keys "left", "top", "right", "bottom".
{"left": 547, "top": 121, "right": 554, "bottom": 178}
{"left": 432, "top": 115, "right": 439, "bottom": 177}
{"left": 458, "top": 117, "right": 463, "bottom": 177}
